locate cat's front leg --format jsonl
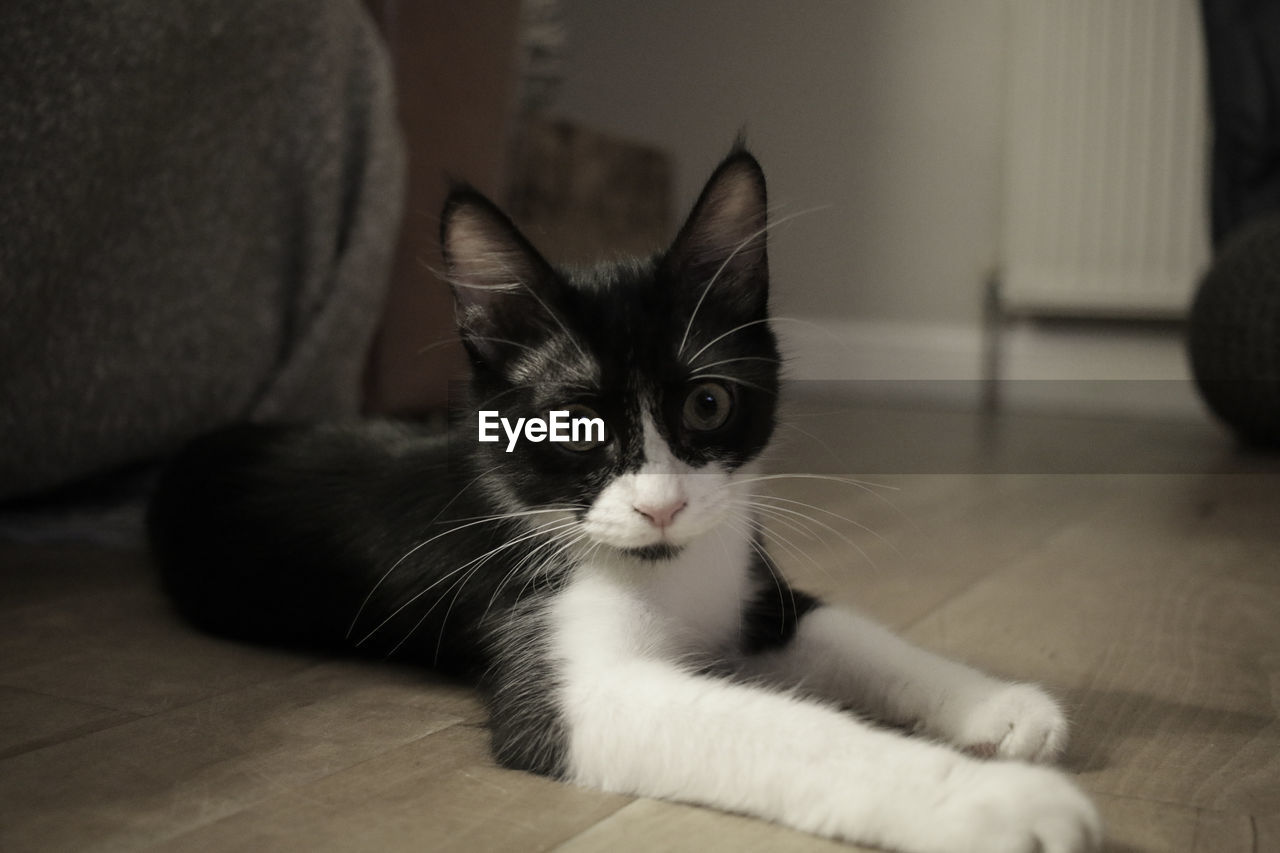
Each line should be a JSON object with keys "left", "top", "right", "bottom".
{"left": 743, "top": 603, "right": 1070, "bottom": 763}
{"left": 548, "top": 579, "right": 1098, "bottom": 853}
{"left": 557, "top": 655, "right": 1097, "bottom": 853}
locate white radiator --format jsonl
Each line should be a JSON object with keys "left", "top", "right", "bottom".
{"left": 999, "top": 0, "right": 1210, "bottom": 318}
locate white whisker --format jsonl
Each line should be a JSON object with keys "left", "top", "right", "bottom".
{"left": 373, "top": 516, "right": 579, "bottom": 653}
{"left": 746, "top": 492, "right": 903, "bottom": 558}
{"left": 678, "top": 205, "right": 831, "bottom": 358}
{"left": 743, "top": 498, "right": 882, "bottom": 573}
{"left": 346, "top": 463, "right": 510, "bottom": 639}
{"left": 689, "top": 373, "right": 775, "bottom": 395}
{"left": 689, "top": 355, "right": 781, "bottom": 372}
{"left": 685, "top": 318, "right": 776, "bottom": 366}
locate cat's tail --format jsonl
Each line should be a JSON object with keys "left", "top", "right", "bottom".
{"left": 147, "top": 422, "right": 443, "bottom": 652}
{"left": 149, "top": 424, "right": 325, "bottom": 647}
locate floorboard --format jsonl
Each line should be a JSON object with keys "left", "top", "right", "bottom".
{"left": 2, "top": 399, "right": 1277, "bottom": 852}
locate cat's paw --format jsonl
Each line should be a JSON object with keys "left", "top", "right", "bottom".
{"left": 943, "top": 681, "right": 1069, "bottom": 763}
{"left": 933, "top": 761, "right": 1101, "bottom": 853}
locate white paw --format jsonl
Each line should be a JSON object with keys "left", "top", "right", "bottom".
{"left": 934, "top": 761, "right": 1102, "bottom": 853}
{"left": 943, "top": 682, "right": 1069, "bottom": 763}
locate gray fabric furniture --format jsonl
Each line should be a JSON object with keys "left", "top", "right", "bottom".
{"left": 0, "top": 0, "right": 405, "bottom": 504}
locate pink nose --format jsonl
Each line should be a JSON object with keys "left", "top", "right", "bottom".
{"left": 633, "top": 500, "right": 687, "bottom": 529}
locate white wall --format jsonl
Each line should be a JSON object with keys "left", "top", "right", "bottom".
{"left": 553, "top": 0, "right": 1203, "bottom": 418}
{"left": 556, "top": 0, "right": 1007, "bottom": 325}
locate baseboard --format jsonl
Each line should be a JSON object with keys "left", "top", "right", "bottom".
{"left": 777, "top": 317, "right": 1207, "bottom": 421}
{"left": 776, "top": 318, "right": 983, "bottom": 381}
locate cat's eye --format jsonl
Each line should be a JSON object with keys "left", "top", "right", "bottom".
{"left": 559, "top": 404, "right": 608, "bottom": 452}
{"left": 682, "top": 382, "right": 732, "bottom": 432}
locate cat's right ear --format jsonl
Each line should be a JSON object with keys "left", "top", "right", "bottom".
{"left": 664, "top": 148, "right": 770, "bottom": 319}
{"left": 440, "top": 189, "right": 558, "bottom": 369}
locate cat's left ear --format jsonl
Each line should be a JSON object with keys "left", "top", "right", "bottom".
{"left": 664, "top": 149, "right": 769, "bottom": 317}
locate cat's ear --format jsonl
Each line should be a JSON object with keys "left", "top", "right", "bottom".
{"left": 665, "top": 149, "right": 769, "bottom": 317}
{"left": 440, "top": 188, "right": 559, "bottom": 368}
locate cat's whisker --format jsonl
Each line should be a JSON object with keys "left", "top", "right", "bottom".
{"left": 684, "top": 318, "right": 776, "bottom": 366}
{"left": 482, "top": 522, "right": 585, "bottom": 619}
{"left": 347, "top": 468, "right": 545, "bottom": 639}
{"left": 742, "top": 499, "right": 882, "bottom": 574}
{"left": 767, "top": 314, "right": 871, "bottom": 358}
{"left": 745, "top": 492, "right": 904, "bottom": 561}
{"left": 499, "top": 528, "right": 591, "bottom": 620}
{"left": 348, "top": 507, "right": 512, "bottom": 639}
{"left": 728, "top": 510, "right": 830, "bottom": 581}
{"left": 729, "top": 496, "right": 824, "bottom": 545}
{"left": 771, "top": 421, "right": 844, "bottom": 469}
{"left": 458, "top": 523, "right": 587, "bottom": 645}
{"left": 684, "top": 312, "right": 851, "bottom": 371}
{"left": 434, "top": 259, "right": 594, "bottom": 367}
{"left": 741, "top": 505, "right": 831, "bottom": 559}
{"left": 419, "top": 334, "right": 538, "bottom": 356}
{"left": 415, "top": 336, "right": 465, "bottom": 355}
{"left": 732, "top": 472, "right": 900, "bottom": 493}
{"left": 732, "top": 473, "right": 919, "bottom": 538}
{"left": 435, "top": 505, "right": 584, "bottom": 526}
{"left": 520, "top": 286, "right": 592, "bottom": 365}
{"left": 359, "top": 516, "right": 577, "bottom": 649}
{"left": 733, "top": 489, "right": 847, "bottom": 579}
{"left": 677, "top": 205, "right": 832, "bottom": 358}
{"left": 724, "top": 515, "right": 798, "bottom": 633}
{"left": 687, "top": 355, "right": 781, "bottom": 372}
{"left": 382, "top": 517, "right": 582, "bottom": 658}
{"left": 689, "top": 373, "right": 775, "bottom": 396}
{"left": 710, "top": 527, "right": 745, "bottom": 641}
{"left": 429, "top": 519, "right": 585, "bottom": 662}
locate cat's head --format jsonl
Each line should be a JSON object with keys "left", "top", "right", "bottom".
{"left": 442, "top": 148, "right": 778, "bottom": 561}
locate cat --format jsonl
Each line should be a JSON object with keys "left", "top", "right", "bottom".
{"left": 148, "top": 147, "right": 1101, "bottom": 853}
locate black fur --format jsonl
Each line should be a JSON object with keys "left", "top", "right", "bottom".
{"left": 741, "top": 547, "right": 821, "bottom": 654}
{"left": 149, "top": 148, "right": 804, "bottom": 777}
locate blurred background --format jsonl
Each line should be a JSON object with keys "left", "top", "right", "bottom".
{"left": 4, "top": 0, "right": 1278, "bottom": 525}
{"left": 382, "top": 0, "right": 1219, "bottom": 419}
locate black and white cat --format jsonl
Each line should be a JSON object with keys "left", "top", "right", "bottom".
{"left": 149, "top": 149, "right": 1100, "bottom": 853}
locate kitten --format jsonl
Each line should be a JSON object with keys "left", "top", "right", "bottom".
{"left": 149, "top": 148, "right": 1100, "bottom": 853}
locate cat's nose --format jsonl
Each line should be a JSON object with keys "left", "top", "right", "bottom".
{"left": 633, "top": 500, "right": 687, "bottom": 529}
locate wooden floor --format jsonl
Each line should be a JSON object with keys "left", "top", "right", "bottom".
{"left": 2, "top": 397, "right": 1278, "bottom": 852}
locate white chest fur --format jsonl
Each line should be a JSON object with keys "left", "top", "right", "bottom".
{"left": 553, "top": 522, "right": 756, "bottom": 665}
{"left": 634, "top": 527, "right": 754, "bottom": 655}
